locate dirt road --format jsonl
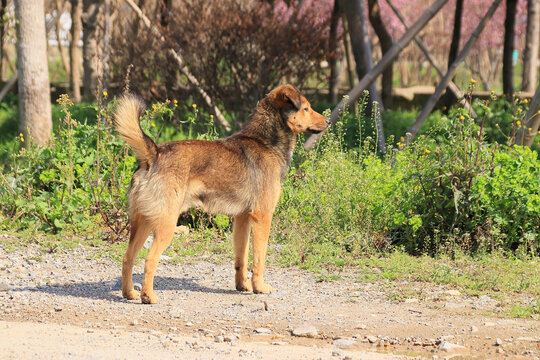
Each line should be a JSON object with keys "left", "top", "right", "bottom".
{"left": 0, "top": 238, "right": 538, "bottom": 359}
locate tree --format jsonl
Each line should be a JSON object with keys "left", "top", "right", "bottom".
{"left": 82, "top": 0, "right": 103, "bottom": 99}
{"left": 515, "top": 85, "right": 540, "bottom": 147}
{"left": 71, "top": 0, "right": 83, "bottom": 102}
{"left": 14, "top": 0, "right": 52, "bottom": 146}
{"left": 327, "top": 0, "right": 340, "bottom": 104}
{"left": 442, "top": 0, "right": 463, "bottom": 108}
{"left": 367, "top": 0, "right": 393, "bottom": 109}
{"left": 340, "top": 0, "right": 382, "bottom": 109}
{"left": 522, "top": 0, "right": 539, "bottom": 92}
{"left": 503, "top": 0, "right": 518, "bottom": 95}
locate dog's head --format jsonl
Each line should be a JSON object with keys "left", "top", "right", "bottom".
{"left": 266, "top": 85, "right": 329, "bottom": 134}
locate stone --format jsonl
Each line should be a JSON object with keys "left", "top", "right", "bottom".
{"left": 439, "top": 341, "right": 466, "bottom": 353}
{"left": 367, "top": 335, "right": 378, "bottom": 344}
{"left": 331, "top": 348, "right": 344, "bottom": 357}
{"left": 445, "top": 290, "right": 461, "bottom": 297}
{"left": 175, "top": 226, "right": 189, "bottom": 235}
{"left": 332, "top": 338, "right": 356, "bottom": 348}
{"left": 143, "top": 236, "right": 154, "bottom": 249}
{"left": 495, "top": 338, "right": 503, "bottom": 346}
{"left": 254, "top": 327, "right": 272, "bottom": 334}
{"left": 292, "top": 326, "right": 318, "bottom": 338}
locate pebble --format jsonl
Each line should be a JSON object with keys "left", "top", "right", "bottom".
{"left": 495, "top": 338, "right": 503, "bottom": 346}
{"left": 54, "top": 306, "right": 62, "bottom": 312}
{"left": 254, "top": 327, "right": 272, "bottom": 334}
{"left": 291, "top": 326, "right": 318, "bottom": 338}
{"left": 445, "top": 290, "right": 461, "bottom": 296}
{"left": 133, "top": 283, "right": 142, "bottom": 291}
{"left": 214, "top": 335, "right": 224, "bottom": 343}
{"left": 223, "top": 334, "right": 237, "bottom": 342}
{"left": 331, "top": 348, "right": 344, "bottom": 357}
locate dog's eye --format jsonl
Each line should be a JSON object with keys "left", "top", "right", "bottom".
{"left": 304, "top": 108, "right": 309, "bottom": 112}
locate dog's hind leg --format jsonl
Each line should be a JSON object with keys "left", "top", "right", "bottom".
{"left": 249, "top": 211, "right": 274, "bottom": 294}
{"left": 233, "top": 213, "right": 252, "bottom": 292}
{"left": 140, "top": 218, "right": 175, "bottom": 304}
{"left": 122, "top": 216, "right": 152, "bottom": 300}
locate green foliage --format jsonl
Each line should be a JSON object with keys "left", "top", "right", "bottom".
{"left": 274, "top": 94, "right": 539, "bottom": 265}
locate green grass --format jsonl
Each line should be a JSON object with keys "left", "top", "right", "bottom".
{"left": 354, "top": 250, "right": 539, "bottom": 296}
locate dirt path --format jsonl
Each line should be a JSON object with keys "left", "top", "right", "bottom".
{"left": 0, "top": 239, "right": 538, "bottom": 359}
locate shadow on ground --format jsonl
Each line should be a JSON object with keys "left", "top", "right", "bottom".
{"left": 12, "top": 274, "right": 238, "bottom": 302}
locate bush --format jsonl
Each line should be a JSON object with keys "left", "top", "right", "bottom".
{"left": 274, "top": 97, "right": 539, "bottom": 265}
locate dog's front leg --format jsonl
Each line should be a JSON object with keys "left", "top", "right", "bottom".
{"left": 249, "top": 210, "right": 274, "bottom": 294}
{"left": 233, "top": 213, "right": 253, "bottom": 292}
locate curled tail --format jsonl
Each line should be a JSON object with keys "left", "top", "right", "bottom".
{"left": 113, "top": 94, "right": 157, "bottom": 166}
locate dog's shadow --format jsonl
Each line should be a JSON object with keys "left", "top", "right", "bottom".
{"left": 12, "top": 274, "right": 238, "bottom": 302}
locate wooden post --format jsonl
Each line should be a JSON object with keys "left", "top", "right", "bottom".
{"left": 305, "top": 0, "right": 449, "bottom": 149}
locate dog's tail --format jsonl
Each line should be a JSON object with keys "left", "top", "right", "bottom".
{"left": 113, "top": 94, "right": 157, "bottom": 166}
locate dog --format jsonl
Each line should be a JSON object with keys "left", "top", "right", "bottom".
{"left": 114, "top": 85, "right": 329, "bottom": 304}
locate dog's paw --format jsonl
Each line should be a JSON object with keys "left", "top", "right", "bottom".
{"left": 252, "top": 282, "right": 273, "bottom": 294}
{"left": 235, "top": 281, "right": 253, "bottom": 292}
{"left": 140, "top": 292, "right": 158, "bottom": 304}
{"left": 122, "top": 289, "right": 139, "bottom": 300}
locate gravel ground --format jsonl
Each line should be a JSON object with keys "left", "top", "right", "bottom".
{"left": 0, "top": 235, "right": 539, "bottom": 359}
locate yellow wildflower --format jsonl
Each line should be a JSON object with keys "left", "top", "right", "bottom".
{"left": 470, "top": 79, "right": 477, "bottom": 84}
{"left": 424, "top": 148, "right": 431, "bottom": 154}
{"left": 495, "top": 123, "right": 499, "bottom": 127}
{"left": 192, "top": 104, "right": 197, "bottom": 109}
{"left": 518, "top": 108, "right": 522, "bottom": 113}
{"left": 516, "top": 121, "right": 521, "bottom": 126}
{"left": 460, "top": 115, "right": 465, "bottom": 120}
{"left": 151, "top": 123, "right": 155, "bottom": 127}
{"left": 400, "top": 136, "right": 405, "bottom": 142}
{"left": 102, "top": 91, "right": 108, "bottom": 97}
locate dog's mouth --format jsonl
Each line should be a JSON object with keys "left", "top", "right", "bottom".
{"left": 306, "top": 128, "right": 324, "bottom": 134}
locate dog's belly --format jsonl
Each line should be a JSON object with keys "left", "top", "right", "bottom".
{"left": 182, "top": 187, "right": 253, "bottom": 216}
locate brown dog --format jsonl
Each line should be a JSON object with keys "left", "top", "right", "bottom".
{"left": 114, "top": 85, "right": 328, "bottom": 304}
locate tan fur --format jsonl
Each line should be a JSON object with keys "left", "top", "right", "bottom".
{"left": 114, "top": 85, "right": 328, "bottom": 304}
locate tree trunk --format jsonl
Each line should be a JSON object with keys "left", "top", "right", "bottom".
{"left": 407, "top": 0, "right": 503, "bottom": 141}
{"left": 340, "top": 0, "right": 382, "bottom": 110}
{"left": 55, "top": 0, "right": 71, "bottom": 77}
{"left": 14, "top": 0, "right": 52, "bottom": 146}
{"left": 522, "top": 0, "right": 540, "bottom": 92}
{"left": 0, "top": 0, "right": 6, "bottom": 81}
{"left": 368, "top": 0, "right": 393, "bottom": 109}
{"left": 503, "top": 0, "right": 518, "bottom": 95}
{"left": 71, "top": 0, "right": 82, "bottom": 102}
{"left": 328, "top": 0, "right": 340, "bottom": 104}
{"left": 82, "top": 0, "right": 103, "bottom": 100}
{"left": 442, "top": 0, "right": 463, "bottom": 107}
{"left": 515, "top": 85, "right": 540, "bottom": 147}
{"left": 305, "top": 0, "right": 449, "bottom": 149}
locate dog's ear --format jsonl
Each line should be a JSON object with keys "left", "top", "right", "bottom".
{"left": 271, "top": 85, "right": 302, "bottom": 110}
{"left": 280, "top": 85, "right": 302, "bottom": 110}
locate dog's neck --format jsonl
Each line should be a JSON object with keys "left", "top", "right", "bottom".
{"left": 240, "top": 102, "right": 296, "bottom": 178}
